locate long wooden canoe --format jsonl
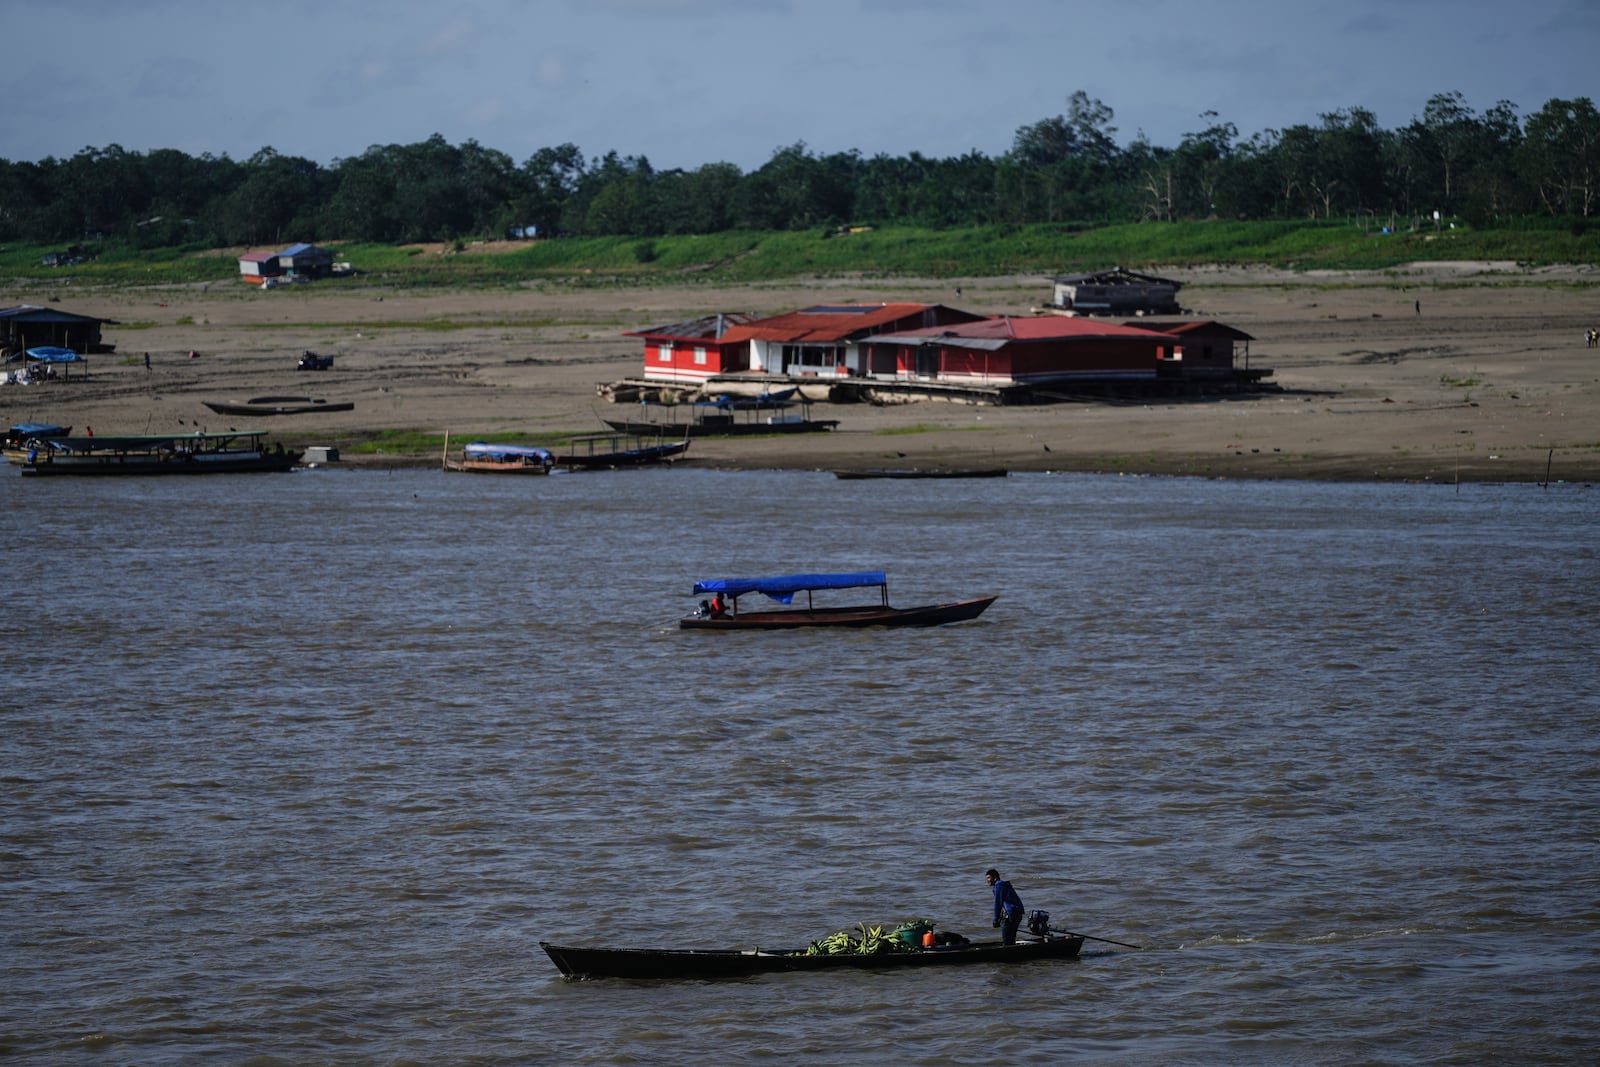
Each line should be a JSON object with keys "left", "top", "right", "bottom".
{"left": 832, "top": 467, "right": 1009, "bottom": 480}
{"left": 681, "top": 595, "right": 997, "bottom": 630}
{"left": 540, "top": 933, "right": 1084, "bottom": 980}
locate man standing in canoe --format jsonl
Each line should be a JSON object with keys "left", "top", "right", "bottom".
{"left": 986, "top": 868, "right": 1025, "bottom": 944}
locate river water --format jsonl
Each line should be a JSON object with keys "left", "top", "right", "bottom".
{"left": 3, "top": 468, "right": 1596, "bottom": 1064}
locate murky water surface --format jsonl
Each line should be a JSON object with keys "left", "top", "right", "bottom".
{"left": 3, "top": 469, "right": 1597, "bottom": 1063}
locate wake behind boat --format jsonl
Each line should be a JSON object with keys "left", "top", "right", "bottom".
{"left": 681, "top": 570, "right": 996, "bottom": 629}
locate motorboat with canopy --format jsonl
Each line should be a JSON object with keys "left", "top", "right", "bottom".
{"left": 680, "top": 570, "right": 996, "bottom": 629}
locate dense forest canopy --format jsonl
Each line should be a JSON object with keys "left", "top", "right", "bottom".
{"left": 1, "top": 90, "right": 1595, "bottom": 248}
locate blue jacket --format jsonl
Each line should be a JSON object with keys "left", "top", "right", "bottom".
{"left": 992, "top": 879, "right": 1024, "bottom": 924}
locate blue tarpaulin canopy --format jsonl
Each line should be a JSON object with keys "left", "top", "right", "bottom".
{"left": 464, "top": 442, "right": 552, "bottom": 460}
{"left": 26, "top": 346, "right": 84, "bottom": 363}
{"left": 692, "top": 570, "right": 888, "bottom": 603}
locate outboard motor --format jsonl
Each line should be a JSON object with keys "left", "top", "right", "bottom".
{"left": 1027, "top": 910, "right": 1052, "bottom": 937}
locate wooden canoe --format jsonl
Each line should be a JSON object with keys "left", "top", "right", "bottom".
{"left": 680, "top": 595, "right": 997, "bottom": 630}
{"left": 540, "top": 933, "right": 1084, "bottom": 980}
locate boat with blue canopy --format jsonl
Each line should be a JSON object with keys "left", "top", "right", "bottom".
{"left": 443, "top": 439, "right": 555, "bottom": 474}
{"left": 681, "top": 570, "right": 996, "bottom": 629}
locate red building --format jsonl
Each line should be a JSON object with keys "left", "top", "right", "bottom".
{"left": 717, "top": 303, "right": 984, "bottom": 378}
{"left": 626, "top": 313, "right": 759, "bottom": 384}
{"left": 1124, "top": 320, "right": 1254, "bottom": 380}
{"left": 859, "top": 316, "right": 1179, "bottom": 386}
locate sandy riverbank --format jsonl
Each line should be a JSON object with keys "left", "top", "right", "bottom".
{"left": 4, "top": 261, "right": 1598, "bottom": 482}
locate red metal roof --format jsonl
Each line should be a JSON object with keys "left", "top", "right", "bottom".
{"left": 870, "top": 316, "right": 1173, "bottom": 345}
{"left": 1121, "top": 319, "right": 1254, "bottom": 341}
{"left": 721, "top": 303, "right": 944, "bottom": 343}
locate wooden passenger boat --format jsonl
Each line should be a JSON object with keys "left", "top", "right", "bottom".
{"left": 680, "top": 570, "right": 997, "bottom": 630}
{"left": 443, "top": 441, "right": 554, "bottom": 474}
{"left": 540, "top": 932, "right": 1083, "bottom": 980}
{"left": 604, "top": 393, "right": 836, "bottom": 438}
{"left": 9, "top": 430, "right": 298, "bottom": 476}
{"left": 832, "top": 467, "right": 1009, "bottom": 479}
{"left": 554, "top": 431, "right": 689, "bottom": 469}
{"left": 203, "top": 395, "right": 354, "bottom": 416}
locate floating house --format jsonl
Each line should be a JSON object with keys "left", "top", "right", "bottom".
{"left": 717, "top": 303, "right": 985, "bottom": 378}
{"left": 1123, "top": 320, "right": 1254, "bottom": 379}
{"left": 626, "top": 313, "right": 759, "bottom": 384}
{"left": 857, "top": 316, "right": 1179, "bottom": 387}
{"left": 1050, "top": 267, "right": 1182, "bottom": 316}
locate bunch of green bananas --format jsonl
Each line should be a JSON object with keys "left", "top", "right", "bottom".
{"left": 807, "top": 919, "right": 938, "bottom": 955}
{"left": 805, "top": 930, "right": 861, "bottom": 956}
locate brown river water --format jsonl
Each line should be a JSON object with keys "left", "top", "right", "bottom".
{"left": 2, "top": 468, "right": 1597, "bottom": 1064}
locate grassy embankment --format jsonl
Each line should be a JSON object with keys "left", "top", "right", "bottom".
{"left": 3, "top": 218, "right": 1597, "bottom": 289}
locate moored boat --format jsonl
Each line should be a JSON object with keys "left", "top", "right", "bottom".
{"left": 540, "top": 932, "right": 1084, "bottom": 980}
{"left": 554, "top": 431, "right": 689, "bottom": 469}
{"left": 681, "top": 570, "right": 996, "bottom": 629}
{"left": 203, "top": 396, "right": 354, "bottom": 416}
{"left": 603, "top": 414, "right": 839, "bottom": 438}
{"left": 8, "top": 429, "right": 298, "bottom": 476}
{"left": 443, "top": 440, "right": 554, "bottom": 474}
{"left": 3, "top": 422, "right": 71, "bottom": 449}
{"left": 833, "top": 467, "right": 1009, "bottom": 479}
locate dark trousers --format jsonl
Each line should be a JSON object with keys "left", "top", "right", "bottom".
{"left": 1000, "top": 912, "right": 1022, "bottom": 944}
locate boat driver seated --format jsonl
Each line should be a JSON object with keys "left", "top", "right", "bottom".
{"left": 709, "top": 591, "right": 729, "bottom": 618}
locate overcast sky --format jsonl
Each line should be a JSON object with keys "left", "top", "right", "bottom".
{"left": 4, "top": 0, "right": 1595, "bottom": 171}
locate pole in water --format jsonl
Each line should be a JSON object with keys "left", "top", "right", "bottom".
{"left": 1542, "top": 448, "right": 1553, "bottom": 489}
{"left": 1053, "top": 927, "right": 1143, "bottom": 950}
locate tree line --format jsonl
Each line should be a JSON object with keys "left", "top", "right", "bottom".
{"left": 1, "top": 90, "right": 1595, "bottom": 249}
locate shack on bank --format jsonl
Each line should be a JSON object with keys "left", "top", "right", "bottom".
{"left": 1049, "top": 267, "right": 1183, "bottom": 316}
{"left": 0, "top": 304, "right": 114, "bottom": 356}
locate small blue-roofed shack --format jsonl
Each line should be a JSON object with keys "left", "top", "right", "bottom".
{"left": 277, "top": 243, "right": 335, "bottom": 279}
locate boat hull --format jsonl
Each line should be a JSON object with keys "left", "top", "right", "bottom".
{"left": 555, "top": 440, "right": 690, "bottom": 469}
{"left": 203, "top": 397, "right": 353, "bottom": 416}
{"left": 17, "top": 453, "right": 298, "bottom": 475}
{"left": 833, "top": 468, "right": 1009, "bottom": 479}
{"left": 540, "top": 934, "right": 1083, "bottom": 980}
{"left": 680, "top": 595, "right": 997, "bottom": 630}
{"left": 603, "top": 418, "right": 838, "bottom": 438}
{"left": 445, "top": 459, "right": 551, "bottom": 474}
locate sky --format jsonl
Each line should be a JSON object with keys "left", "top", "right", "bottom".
{"left": 4, "top": 0, "right": 1596, "bottom": 172}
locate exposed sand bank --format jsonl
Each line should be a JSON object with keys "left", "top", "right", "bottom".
{"left": 4, "top": 262, "right": 1598, "bottom": 483}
